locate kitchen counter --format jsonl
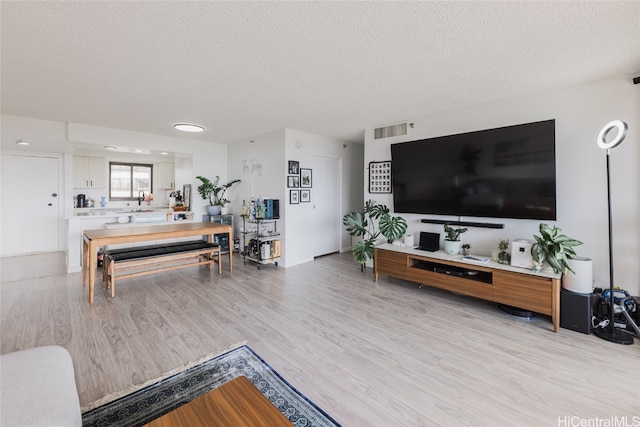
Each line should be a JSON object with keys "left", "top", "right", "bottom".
{"left": 71, "top": 206, "right": 171, "bottom": 218}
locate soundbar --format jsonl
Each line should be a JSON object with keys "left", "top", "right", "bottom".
{"left": 420, "top": 219, "right": 504, "bottom": 229}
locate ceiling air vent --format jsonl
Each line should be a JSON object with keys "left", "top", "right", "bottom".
{"left": 374, "top": 123, "right": 408, "bottom": 139}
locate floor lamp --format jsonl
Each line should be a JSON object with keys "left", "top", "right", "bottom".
{"left": 593, "top": 120, "right": 634, "bottom": 345}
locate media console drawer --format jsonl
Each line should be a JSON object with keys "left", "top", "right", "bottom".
{"left": 493, "top": 270, "right": 553, "bottom": 316}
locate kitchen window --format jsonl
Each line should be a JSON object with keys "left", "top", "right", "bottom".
{"left": 109, "top": 162, "right": 153, "bottom": 201}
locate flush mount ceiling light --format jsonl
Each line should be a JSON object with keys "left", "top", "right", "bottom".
{"left": 174, "top": 123, "right": 204, "bottom": 133}
{"left": 16, "top": 140, "right": 29, "bottom": 146}
{"left": 104, "top": 146, "right": 117, "bottom": 150}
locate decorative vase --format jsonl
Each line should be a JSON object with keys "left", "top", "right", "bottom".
{"left": 498, "top": 251, "right": 510, "bottom": 265}
{"left": 207, "top": 205, "right": 222, "bottom": 216}
{"left": 443, "top": 240, "right": 461, "bottom": 255}
{"left": 100, "top": 196, "right": 106, "bottom": 208}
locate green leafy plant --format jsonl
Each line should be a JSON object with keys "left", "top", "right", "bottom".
{"left": 196, "top": 176, "right": 241, "bottom": 207}
{"left": 531, "top": 223, "right": 582, "bottom": 274}
{"left": 444, "top": 223, "right": 468, "bottom": 241}
{"left": 343, "top": 200, "right": 407, "bottom": 266}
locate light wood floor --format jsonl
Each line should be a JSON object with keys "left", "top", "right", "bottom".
{"left": 1, "top": 252, "right": 638, "bottom": 426}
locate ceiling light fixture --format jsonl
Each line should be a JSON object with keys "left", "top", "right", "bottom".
{"left": 174, "top": 123, "right": 204, "bottom": 133}
{"left": 160, "top": 152, "right": 169, "bottom": 155}
{"left": 16, "top": 140, "right": 29, "bottom": 146}
{"left": 104, "top": 146, "right": 117, "bottom": 150}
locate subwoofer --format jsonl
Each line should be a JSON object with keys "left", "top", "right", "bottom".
{"left": 560, "top": 288, "right": 592, "bottom": 334}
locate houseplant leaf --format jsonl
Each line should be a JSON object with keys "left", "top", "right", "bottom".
{"left": 379, "top": 214, "right": 408, "bottom": 242}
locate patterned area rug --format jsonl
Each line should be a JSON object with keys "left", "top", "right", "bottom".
{"left": 82, "top": 345, "right": 341, "bottom": 427}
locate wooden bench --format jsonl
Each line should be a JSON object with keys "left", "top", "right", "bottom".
{"left": 103, "top": 240, "right": 221, "bottom": 297}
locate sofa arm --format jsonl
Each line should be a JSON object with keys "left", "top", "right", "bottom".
{"left": 1, "top": 346, "right": 81, "bottom": 427}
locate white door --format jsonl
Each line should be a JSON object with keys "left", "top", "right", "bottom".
{"left": 313, "top": 155, "right": 340, "bottom": 257}
{"left": 1, "top": 154, "right": 60, "bottom": 256}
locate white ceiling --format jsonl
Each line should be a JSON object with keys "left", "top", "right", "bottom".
{"left": 2, "top": 1, "right": 639, "bottom": 145}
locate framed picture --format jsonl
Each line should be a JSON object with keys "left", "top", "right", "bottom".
{"left": 368, "top": 161, "right": 392, "bottom": 193}
{"left": 300, "top": 189, "right": 310, "bottom": 203}
{"left": 287, "top": 175, "right": 300, "bottom": 188}
{"left": 288, "top": 160, "right": 300, "bottom": 174}
{"left": 290, "top": 189, "right": 299, "bottom": 204}
{"left": 300, "top": 168, "right": 312, "bottom": 188}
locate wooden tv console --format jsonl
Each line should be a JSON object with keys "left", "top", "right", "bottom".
{"left": 374, "top": 244, "right": 562, "bottom": 332}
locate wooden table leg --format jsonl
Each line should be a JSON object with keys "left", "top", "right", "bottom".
{"left": 82, "top": 237, "right": 88, "bottom": 287}
{"left": 89, "top": 241, "right": 96, "bottom": 304}
{"left": 228, "top": 230, "right": 233, "bottom": 272}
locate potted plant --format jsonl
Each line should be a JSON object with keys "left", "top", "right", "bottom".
{"left": 530, "top": 223, "right": 582, "bottom": 274}
{"left": 343, "top": 200, "right": 407, "bottom": 270}
{"left": 443, "top": 223, "right": 468, "bottom": 254}
{"left": 196, "top": 175, "right": 241, "bottom": 216}
{"left": 497, "top": 239, "right": 510, "bottom": 264}
{"left": 461, "top": 243, "right": 471, "bottom": 256}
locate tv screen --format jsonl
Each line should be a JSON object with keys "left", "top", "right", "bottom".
{"left": 391, "top": 119, "right": 556, "bottom": 220}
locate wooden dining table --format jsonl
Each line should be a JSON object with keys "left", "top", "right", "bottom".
{"left": 82, "top": 222, "right": 232, "bottom": 304}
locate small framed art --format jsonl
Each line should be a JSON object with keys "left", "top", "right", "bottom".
{"left": 369, "top": 160, "right": 392, "bottom": 193}
{"left": 288, "top": 160, "right": 300, "bottom": 174}
{"left": 290, "top": 189, "right": 299, "bottom": 204}
{"left": 287, "top": 175, "right": 300, "bottom": 188}
{"left": 300, "top": 168, "right": 312, "bottom": 188}
{"left": 300, "top": 189, "right": 310, "bottom": 203}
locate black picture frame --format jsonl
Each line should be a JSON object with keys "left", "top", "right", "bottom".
{"left": 300, "top": 189, "right": 310, "bottom": 203}
{"left": 368, "top": 160, "right": 392, "bottom": 194}
{"left": 288, "top": 160, "right": 300, "bottom": 174}
{"left": 300, "top": 168, "right": 312, "bottom": 188}
{"left": 290, "top": 189, "right": 299, "bottom": 204}
{"left": 287, "top": 175, "right": 300, "bottom": 188}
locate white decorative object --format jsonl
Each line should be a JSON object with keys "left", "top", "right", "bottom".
{"left": 511, "top": 239, "right": 534, "bottom": 268}
{"left": 404, "top": 234, "right": 414, "bottom": 247}
{"left": 562, "top": 258, "right": 593, "bottom": 294}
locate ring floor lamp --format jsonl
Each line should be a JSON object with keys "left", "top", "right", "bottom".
{"left": 593, "top": 120, "right": 634, "bottom": 345}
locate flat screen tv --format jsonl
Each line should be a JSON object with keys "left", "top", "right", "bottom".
{"left": 390, "top": 119, "right": 556, "bottom": 220}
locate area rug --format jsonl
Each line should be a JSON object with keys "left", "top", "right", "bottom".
{"left": 82, "top": 345, "right": 341, "bottom": 427}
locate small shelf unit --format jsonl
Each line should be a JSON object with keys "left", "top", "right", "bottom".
{"left": 241, "top": 216, "right": 281, "bottom": 269}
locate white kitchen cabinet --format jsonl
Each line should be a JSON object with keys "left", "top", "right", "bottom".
{"left": 73, "top": 156, "right": 105, "bottom": 188}
{"left": 157, "top": 162, "right": 175, "bottom": 189}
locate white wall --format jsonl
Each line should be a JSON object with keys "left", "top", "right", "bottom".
{"left": 365, "top": 75, "right": 639, "bottom": 295}
{"left": 284, "top": 129, "right": 364, "bottom": 266}
{"left": 228, "top": 128, "right": 363, "bottom": 268}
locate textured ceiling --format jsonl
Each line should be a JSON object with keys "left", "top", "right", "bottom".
{"left": 2, "top": 1, "right": 639, "bottom": 145}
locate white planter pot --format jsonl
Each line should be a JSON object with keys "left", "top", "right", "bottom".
{"left": 562, "top": 258, "right": 593, "bottom": 294}
{"left": 206, "top": 205, "right": 222, "bottom": 216}
{"left": 443, "top": 240, "right": 461, "bottom": 255}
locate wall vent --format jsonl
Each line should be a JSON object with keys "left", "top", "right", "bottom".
{"left": 374, "top": 123, "right": 407, "bottom": 139}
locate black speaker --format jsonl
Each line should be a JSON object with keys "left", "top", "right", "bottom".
{"left": 633, "top": 76, "right": 640, "bottom": 85}
{"left": 560, "top": 288, "right": 592, "bottom": 334}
